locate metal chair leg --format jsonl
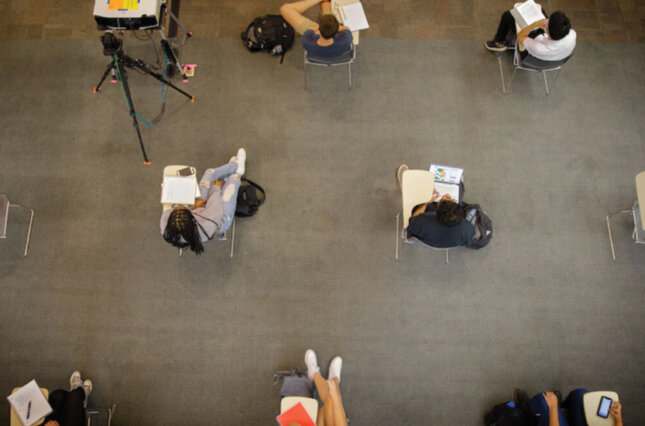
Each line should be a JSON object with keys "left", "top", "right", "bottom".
{"left": 9, "top": 203, "right": 34, "bottom": 257}
{"left": 542, "top": 70, "right": 550, "bottom": 95}
{"left": 497, "top": 55, "right": 506, "bottom": 94}
{"left": 395, "top": 213, "right": 400, "bottom": 260}
{"left": 445, "top": 248, "right": 449, "bottom": 264}
{"left": 348, "top": 63, "right": 352, "bottom": 88}
{"left": 230, "top": 217, "right": 236, "bottom": 258}
{"left": 606, "top": 209, "right": 632, "bottom": 261}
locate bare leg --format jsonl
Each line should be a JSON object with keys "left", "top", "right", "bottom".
{"left": 313, "top": 374, "right": 347, "bottom": 426}
{"left": 321, "top": 1, "right": 332, "bottom": 15}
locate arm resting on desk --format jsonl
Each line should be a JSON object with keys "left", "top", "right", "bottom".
{"left": 518, "top": 18, "right": 547, "bottom": 45}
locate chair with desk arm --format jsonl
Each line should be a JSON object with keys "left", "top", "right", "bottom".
{"left": 161, "top": 165, "right": 236, "bottom": 258}
{"left": 0, "top": 193, "right": 34, "bottom": 257}
{"left": 395, "top": 168, "right": 453, "bottom": 264}
{"left": 606, "top": 171, "right": 645, "bottom": 261}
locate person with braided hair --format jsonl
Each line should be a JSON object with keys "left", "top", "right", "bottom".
{"left": 160, "top": 148, "right": 246, "bottom": 254}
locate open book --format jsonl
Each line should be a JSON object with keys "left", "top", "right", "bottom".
{"left": 510, "top": 0, "right": 544, "bottom": 29}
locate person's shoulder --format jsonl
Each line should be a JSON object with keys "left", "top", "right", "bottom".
{"left": 302, "top": 29, "right": 317, "bottom": 41}
{"left": 335, "top": 29, "right": 353, "bottom": 41}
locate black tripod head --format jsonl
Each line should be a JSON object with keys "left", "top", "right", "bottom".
{"left": 101, "top": 31, "right": 124, "bottom": 56}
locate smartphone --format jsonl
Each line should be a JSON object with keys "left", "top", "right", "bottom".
{"left": 177, "top": 167, "right": 193, "bottom": 177}
{"left": 597, "top": 396, "right": 612, "bottom": 418}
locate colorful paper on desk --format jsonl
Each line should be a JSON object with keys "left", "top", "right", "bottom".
{"left": 108, "top": 0, "right": 139, "bottom": 11}
{"left": 429, "top": 164, "right": 463, "bottom": 185}
{"left": 276, "top": 402, "right": 316, "bottom": 426}
{"left": 161, "top": 176, "right": 198, "bottom": 204}
{"left": 339, "top": 3, "right": 369, "bottom": 31}
{"left": 510, "top": 0, "right": 544, "bottom": 29}
{"left": 7, "top": 380, "right": 52, "bottom": 426}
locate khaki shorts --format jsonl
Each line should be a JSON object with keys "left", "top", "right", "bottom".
{"left": 296, "top": 17, "right": 318, "bottom": 35}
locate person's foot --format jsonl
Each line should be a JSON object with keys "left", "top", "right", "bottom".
{"left": 82, "top": 379, "right": 93, "bottom": 407}
{"left": 396, "top": 164, "right": 408, "bottom": 188}
{"left": 304, "top": 349, "right": 320, "bottom": 381}
{"left": 70, "top": 371, "right": 82, "bottom": 390}
{"left": 484, "top": 40, "right": 509, "bottom": 52}
{"left": 235, "top": 148, "right": 246, "bottom": 176}
{"left": 328, "top": 356, "right": 342, "bottom": 383}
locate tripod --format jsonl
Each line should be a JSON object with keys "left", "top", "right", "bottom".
{"left": 93, "top": 51, "right": 195, "bottom": 164}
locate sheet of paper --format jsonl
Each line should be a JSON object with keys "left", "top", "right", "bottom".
{"left": 434, "top": 182, "right": 461, "bottom": 203}
{"left": 511, "top": 0, "right": 543, "bottom": 29}
{"left": 161, "top": 176, "right": 197, "bottom": 204}
{"left": 108, "top": 0, "right": 139, "bottom": 11}
{"left": 429, "top": 164, "right": 463, "bottom": 185}
{"left": 339, "top": 3, "right": 369, "bottom": 32}
{"left": 7, "top": 380, "right": 52, "bottom": 426}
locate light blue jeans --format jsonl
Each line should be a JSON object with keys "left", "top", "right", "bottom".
{"left": 198, "top": 162, "right": 241, "bottom": 234}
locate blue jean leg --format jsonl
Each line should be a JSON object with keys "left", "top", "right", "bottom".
{"left": 529, "top": 393, "right": 569, "bottom": 426}
{"left": 198, "top": 162, "right": 237, "bottom": 199}
{"left": 563, "top": 388, "right": 589, "bottom": 426}
{"left": 219, "top": 174, "right": 242, "bottom": 231}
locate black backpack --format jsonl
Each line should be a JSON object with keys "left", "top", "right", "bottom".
{"left": 463, "top": 203, "right": 493, "bottom": 249}
{"left": 235, "top": 178, "right": 265, "bottom": 217}
{"left": 485, "top": 401, "right": 533, "bottom": 426}
{"left": 241, "top": 15, "right": 294, "bottom": 63}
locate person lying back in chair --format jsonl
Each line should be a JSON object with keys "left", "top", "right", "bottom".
{"left": 280, "top": 0, "right": 352, "bottom": 58}
{"left": 406, "top": 192, "right": 482, "bottom": 248}
{"left": 160, "top": 149, "right": 246, "bottom": 255}
{"left": 485, "top": 7, "right": 576, "bottom": 62}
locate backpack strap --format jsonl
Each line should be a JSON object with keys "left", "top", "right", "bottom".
{"left": 192, "top": 212, "right": 223, "bottom": 240}
{"left": 242, "top": 178, "right": 266, "bottom": 205}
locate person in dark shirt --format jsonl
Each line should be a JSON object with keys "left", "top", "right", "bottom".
{"left": 280, "top": 0, "right": 353, "bottom": 58}
{"left": 406, "top": 193, "right": 479, "bottom": 248}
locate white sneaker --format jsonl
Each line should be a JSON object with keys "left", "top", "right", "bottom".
{"left": 82, "top": 379, "right": 92, "bottom": 407}
{"left": 69, "top": 371, "right": 82, "bottom": 390}
{"left": 304, "top": 349, "right": 320, "bottom": 381}
{"left": 235, "top": 148, "right": 246, "bottom": 176}
{"left": 328, "top": 356, "right": 342, "bottom": 383}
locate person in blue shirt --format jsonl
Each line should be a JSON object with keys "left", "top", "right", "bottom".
{"left": 280, "top": 0, "right": 353, "bottom": 58}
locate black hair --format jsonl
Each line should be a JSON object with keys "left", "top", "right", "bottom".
{"left": 548, "top": 11, "right": 571, "bottom": 41}
{"left": 163, "top": 208, "right": 204, "bottom": 254}
{"left": 319, "top": 14, "right": 340, "bottom": 39}
{"left": 436, "top": 200, "right": 464, "bottom": 226}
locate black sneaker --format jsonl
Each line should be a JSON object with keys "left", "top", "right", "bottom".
{"left": 485, "top": 40, "right": 508, "bottom": 52}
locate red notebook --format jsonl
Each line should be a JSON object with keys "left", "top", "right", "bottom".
{"left": 276, "top": 401, "right": 316, "bottom": 426}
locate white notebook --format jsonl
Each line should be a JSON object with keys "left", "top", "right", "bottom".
{"left": 161, "top": 176, "right": 199, "bottom": 204}
{"left": 510, "top": 0, "right": 544, "bottom": 29}
{"left": 338, "top": 3, "right": 369, "bottom": 32}
{"left": 7, "top": 380, "right": 52, "bottom": 426}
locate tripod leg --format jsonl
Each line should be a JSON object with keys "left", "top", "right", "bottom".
{"left": 159, "top": 30, "right": 188, "bottom": 81}
{"left": 118, "top": 68, "right": 151, "bottom": 164}
{"left": 134, "top": 62, "right": 195, "bottom": 101}
{"left": 94, "top": 61, "right": 115, "bottom": 93}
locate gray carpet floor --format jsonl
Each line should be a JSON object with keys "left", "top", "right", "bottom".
{"left": 1, "top": 37, "right": 644, "bottom": 425}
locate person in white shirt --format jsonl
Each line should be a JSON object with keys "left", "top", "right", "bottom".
{"left": 485, "top": 10, "right": 576, "bottom": 62}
